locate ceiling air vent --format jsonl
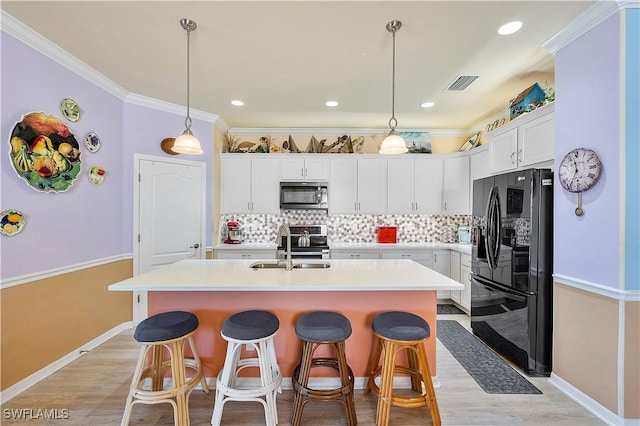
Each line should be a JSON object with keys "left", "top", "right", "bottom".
{"left": 445, "top": 75, "right": 479, "bottom": 91}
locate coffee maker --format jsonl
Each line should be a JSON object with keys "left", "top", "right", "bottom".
{"left": 224, "top": 221, "right": 243, "bottom": 244}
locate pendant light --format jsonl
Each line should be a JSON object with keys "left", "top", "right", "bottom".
{"left": 379, "top": 20, "right": 408, "bottom": 154}
{"left": 172, "top": 18, "right": 203, "bottom": 155}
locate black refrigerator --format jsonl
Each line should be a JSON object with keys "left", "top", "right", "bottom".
{"left": 471, "top": 168, "right": 554, "bottom": 376}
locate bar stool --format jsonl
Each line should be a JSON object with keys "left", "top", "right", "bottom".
{"left": 211, "top": 310, "right": 281, "bottom": 426}
{"left": 290, "top": 311, "right": 357, "bottom": 426}
{"left": 121, "top": 311, "right": 208, "bottom": 426}
{"left": 365, "top": 311, "right": 441, "bottom": 426}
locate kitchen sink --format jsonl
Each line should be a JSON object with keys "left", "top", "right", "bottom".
{"left": 250, "top": 262, "right": 286, "bottom": 269}
{"left": 293, "top": 263, "right": 331, "bottom": 269}
{"left": 249, "top": 262, "right": 330, "bottom": 269}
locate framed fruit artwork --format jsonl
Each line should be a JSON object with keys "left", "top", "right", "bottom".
{"left": 8, "top": 112, "right": 82, "bottom": 193}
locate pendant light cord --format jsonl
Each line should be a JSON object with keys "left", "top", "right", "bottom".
{"left": 387, "top": 21, "right": 401, "bottom": 134}
{"left": 184, "top": 25, "right": 192, "bottom": 132}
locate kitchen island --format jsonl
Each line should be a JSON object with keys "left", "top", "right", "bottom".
{"left": 108, "top": 258, "right": 463, "bottom": 386}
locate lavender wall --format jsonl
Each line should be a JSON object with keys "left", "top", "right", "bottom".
{"left": 121, "top": 103, "right": 213, "bottom": 254}
{"left": 0, "top": 32, "right": 214, "bottom": 280}
{"left": 554, "top": 14, "right": 620, "bottom": 288}
{"left": 1, "top": 33, "right": 124, "bottom": 279}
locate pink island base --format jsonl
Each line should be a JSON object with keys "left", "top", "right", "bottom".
{"left": 148, "top": 290, "right": 438, "bottom": 379}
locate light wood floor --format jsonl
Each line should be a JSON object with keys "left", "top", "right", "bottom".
{"left": 1, "top": 315, "right": 604, "bottom": 425}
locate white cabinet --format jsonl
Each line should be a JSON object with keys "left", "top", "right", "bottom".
{"left": 280, "top": 157, "right": 329, "bottom": 180}
{"left": 331, "top": 249, "right": 380, "bottom": 259}
{"left": 220, "top": 156, "right": 279, "bottom": 214}
{"left": 460, "top": 254, "right": 472, "bottom": 313}
{"left": 214, "top": 249, "right": 276, "bottom": 259}
{"left": 387, "top": 158, "right": 443, "bottom": 214}
{"left": 443, "top": 156, "right": 470, "bottom": 214}
{"left": 488, "top": 103, "right": 555, "bottom": 174}
{"left": 431, "top": 250, "right": 451, "bottom": 300}
{"left": 471, "top": 146, "right": 491, "bottom": 182}
{"left": 450, "top": 251, "right": 461, "bottom": 304}
{"left": 330, "top": 158, "right": 387, "bottom": 214}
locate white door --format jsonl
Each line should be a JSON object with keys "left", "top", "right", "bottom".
{"left": 134, "top": 154, "right": 206, "bottom": 324}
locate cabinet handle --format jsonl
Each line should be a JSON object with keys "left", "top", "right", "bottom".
{"left": 444, "top": 202, "right": 447, "bottom": 211}
{"left": 510, "top": 152, "right": 516, "bottom": 165}
{"left": 241, "top": 254, "right": 251, "bottom": 259}
{"left": 434, "top": 253, "right": 437, "bottom": 262}
{"left": 358, "top": 201, "right": 361, "bottom": 211}
{"left": 402, "top": 254, "right": 411, "bottom": 258}
{"left": 248, "top": 201, "right": 251, "bottom": 211}
{"left": 351, "top": 254, "right": 360, "bottom": 258}
{"left": 301, "top": 168, "right": 305, "bottom": 177}
{"left": 518, "top": 149, "right": 523, "bottom": 162}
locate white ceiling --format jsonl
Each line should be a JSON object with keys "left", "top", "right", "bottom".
{"left": 1, "top": 1, "right": 595, "bottom": 132}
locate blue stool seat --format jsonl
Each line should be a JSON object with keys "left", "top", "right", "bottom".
{"left": 372, "top": 310, "right": 430, "bottom": 341}
{"left": 295, "top": 311, "right": 352, "bottom": 342}
{"left": 221, "top": 309, "right": 279, "bottom": 340}
{"left": 134, "top": 310, "right": 199, "bottom": 342}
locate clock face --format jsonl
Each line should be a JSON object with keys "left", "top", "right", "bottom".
{"left": 558, "top": 148, "right": 602, "bottom": 193}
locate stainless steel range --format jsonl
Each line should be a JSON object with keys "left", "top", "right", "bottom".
{"left": 277, "top": 225, "right": 329, "bottom": 259}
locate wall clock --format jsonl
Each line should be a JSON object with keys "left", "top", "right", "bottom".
{"left": 558, "top": 147, "right": 602, "bottom": 216}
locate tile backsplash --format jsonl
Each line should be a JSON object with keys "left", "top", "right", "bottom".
{"left": 220, "top": 211, "right": 471, "bottom": 244}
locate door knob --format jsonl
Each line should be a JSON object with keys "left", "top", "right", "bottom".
{"left": 190, "top": 243, "right": 200, "bottom": 249}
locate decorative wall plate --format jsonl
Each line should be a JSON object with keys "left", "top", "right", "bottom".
{"left": 89, "top": 165, "right": 105, "bottom": 185}
{"left": 84, "top": 132, "right": 101, "bottom": 153}
{"left": 60, "top": 98, "right": 80, "bottom": 122}
{"left": 0, "top": 209, "right": 25, "bottom": 236}
{"left": 9, "top": 112, "right": 82, "bottom": 193}
{"left": 160, "top": 137, "right": 179, "bottom": 155}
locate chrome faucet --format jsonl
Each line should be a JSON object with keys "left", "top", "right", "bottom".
{"left": 276, "top": 224, "right": 293, "bottom": 271}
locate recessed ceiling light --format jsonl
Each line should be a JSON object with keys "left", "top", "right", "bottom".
{"left": 420, "top": 101, "right": 435, "bottom": 108}
{"left": 498, "top": 21, "right": 523, "bottom": 35}
{"left": 325, "top": 101, "right": 339, "bottom": 107}
{"left": 230, "top": 100, "right": 244, "bottom": 106}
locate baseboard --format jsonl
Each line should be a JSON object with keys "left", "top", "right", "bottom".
{"left": 549, "top": 373, "right": 639, "bottom": 425}
{"left": 0, "top": 321, "right": 134, "bottom": 403}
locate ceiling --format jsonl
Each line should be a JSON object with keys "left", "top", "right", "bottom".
{"left": 1, "top": 1, "right": 595, "bottom": 132}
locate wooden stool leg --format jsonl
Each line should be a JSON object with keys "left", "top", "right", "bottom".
{"left": 365, "top": 336, "right": 383, "bottom": 395}
{"left": 416, "top": 342, "right": 441, "bottom": 426}
{"left": 335, "top": 340, "right": 357, "bottom": 426}
{"left": 290, "top": 341, "right": 315, "bottom": 426}
{"left": 376, "top": 340, "right": 396, "bottom": 426}
{"left": 407, "top": 347, "right": 422, "bottom": 393}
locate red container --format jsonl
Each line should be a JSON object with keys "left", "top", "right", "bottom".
{"left": 377, "top": 226, "right": 397, "bottom": 243}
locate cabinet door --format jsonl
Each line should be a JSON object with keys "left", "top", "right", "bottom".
{"left": 329, "top": 159, "right": 357, "bottom": 214}
{"left": 387, "top": 159, "right": 415, "bottom": 213}
{"left": 443, "top": 156, "right": 470, "bottom": 214}
{"left": 518, "top": 113, "right": 555, "bottom": 167}
{"left": 304, "top": 158, "right": 330, "bottom": 180}
{"left": 414, "top": 158, "right": 443, "bottom": 214}
{"left": 449, "top": 251, "right": 462, "bottom": 304}
{"left": 221, "top": 157, "right": 252, "bottom": 214}
{"left": 431, "top": 250, "right": 451, "bottom": 277}
{"left": 357, "top": 159, "right": 387, "bottom": 214}
{"left": 460, "top": 263, "right": 472, "bottom": 312}
{"left": 280, "top": 158, "right": 305, "bottom": 180}
{"left": 489, "top": 128, "right": 518, "bottom": 174}
{"left": 251, "top": 158, "right": 280, "bottom": 213}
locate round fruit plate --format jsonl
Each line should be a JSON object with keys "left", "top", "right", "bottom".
{"left": 0, "top": 209, "right": 25, "bottom": 236}
{"left": 8, "top": 112, "right": 82, "bottom": 193}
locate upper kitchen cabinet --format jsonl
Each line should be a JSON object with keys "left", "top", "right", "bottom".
{"left": 330, "top": 157, "right": 387, "bottom": 214}
{"left": 442, "top": 156, "right": 470, "bottom": 214}
{"left": 220, "top": 155, "right": 279, "bottom": 214}
{"left": 388, "top": 158, "right": 443, "bottom": 214}
{"left": 487, "top": 102, "right": 555, "bottom": 174}
{"left": 280, "top": 157, "right": 330, "bottom": 181}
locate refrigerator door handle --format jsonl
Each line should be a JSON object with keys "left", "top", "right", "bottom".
{"left": 493, "top": 188, "right": 502, "bottom": 266}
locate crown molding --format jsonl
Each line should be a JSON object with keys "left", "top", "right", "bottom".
{"left": 125, "top": 93, "right": 219, "bottom": 123}
{"left": 542, "top": 1, "right": 623, "bottom": 53}
{"left": 1, "top": 10, "right": 129, "bottom": 100}
{"left": 1, "top": 11, "right": 219, "bottom": 124}
{"left": 228, "top": 127, "right": 467, "bottom": 137}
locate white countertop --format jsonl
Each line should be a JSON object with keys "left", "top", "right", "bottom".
{"left": 108, "top": 259, "right": 464, "bottom": 292}
{"left": 213, "top": 242, "right": 472, "bottom": 255}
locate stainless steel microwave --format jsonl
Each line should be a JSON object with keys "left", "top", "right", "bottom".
{"left": 280, "top": 182, "right": 328, "bottom": 210}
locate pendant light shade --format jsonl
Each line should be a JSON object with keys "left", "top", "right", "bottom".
{"left": 379, "top": 20, "right": 407, "bottom": 155}
{"left": 173, "top": 18, "right": 203, "bottom": 155}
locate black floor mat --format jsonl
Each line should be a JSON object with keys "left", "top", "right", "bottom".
{"left": 436, "top": 320, "right": 542, "bottom": 394}
{"left": 437, "top": 304, "right": 466, "bottom": 315}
